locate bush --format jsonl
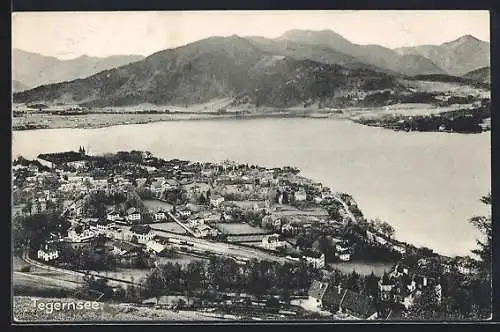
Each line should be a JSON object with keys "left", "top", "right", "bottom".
{"left": 20, "top": 266, "right": 31, "bottom": 272}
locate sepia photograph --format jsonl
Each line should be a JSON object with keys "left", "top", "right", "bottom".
{"left": 11, "top": 10, "right": 491, "bottom": 322}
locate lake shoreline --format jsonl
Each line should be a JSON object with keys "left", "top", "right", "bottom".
{"left": 12, "top": 118, "right": 490, "bottom": 256}
{"left": 12, "top": 103, "right": 473, "bottom": 132}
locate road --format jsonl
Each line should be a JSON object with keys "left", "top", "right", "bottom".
{"left": 167, "top": 211, "right": 197, "bottom": 237}
{"left": 332, "top": 193, "right": 357, "bottom": 223}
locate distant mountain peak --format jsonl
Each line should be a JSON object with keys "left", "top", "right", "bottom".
{"left": 443, "top": 34, "right": 485, "bottom": 47}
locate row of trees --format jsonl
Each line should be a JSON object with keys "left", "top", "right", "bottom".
{"left": 140, "top": 257, "right": 321, "bottom": 302}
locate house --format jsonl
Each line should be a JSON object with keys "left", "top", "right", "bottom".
{"left": 455, "top": 257, "right": 477, "bottom": 275}
{"left": 391, "top": 242, "right": 406, "bottom": 255}
{"left": 177, "top": 208, "right": 192, "bottom": 218}
{"left": 302, "top": 250, "right": 326, "bottom": 269}
{"left": 335, "top": 242, "right": 352, "bottom": 262}
{"left": 201, "top": 169, "right": 214, "bottom": 178}
{"left": 389, "top": 264, "right": 410, "bottom": 278}
{"left": 294, "top": 188, "right": 307, "bottom": 202}
{"left": 154, "top": 209, "right": 167, "bottom": 222}
{"left": 281, "top": 223, "right": 298, "bottom": 234}
{"left": 262, "top": 234, "right": 287, "bottom": 251}
{"left": 374, "top": 234, "right": 388, "bottom": 246}
{"left": 308, "top": 281, "right": 378, "bottom": 320}
{"left": 67, "top": 228, "right": 96, "bottom": 242}
{"left": 37, "top": 245, "right": 59, "bottom": 262}
{"left": 129, "top": 224, "right": 155, "bottom": 243}
{"left": 112, "top": 240, "right": 141, "bottom": 257}
{"left": 314, "top": 196, "right": 323, "bottom": 204}
{"left": 378, "top": 276, "right": 397, "bottom": 302}
{"left": 194, "top": 224, "right": 216, "bottom": 238}
{"left": 210, "top": 195, "right": 225, "bottom": 208}
{"left": 150, "top": 181, "right": 164, "bottom": 198}
{"left": 126, "top": 207, "right": 142, "bottom": 223}
{"left": 146, "top": 238, "right": 168, "bottom": 254}
{"left": 381, "top": 265, "right": 443, "bottom": 308}
{"left": 31, "top": 199, "right": 48, "bottom": 215}
{"left": 96, "top": 219, "right": 115, "bottom": 233}
{"left": 107, "top": 211, "right": 122, "bottom": 222}
{"left": 136, "top": 178, "right": 147, "bottom": 188}
{"left": 321, "top": 191, "right": 333, "bottom": 200}
{"left": 67, "top": 160, "right": 88, "bottom": 170}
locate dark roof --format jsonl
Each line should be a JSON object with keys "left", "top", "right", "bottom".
{"left": 386, "top": 307, "right": 404, "bottom": 320}
{"left": 130, "top": 224, "right": 152, "bottom": 234}
{"left": 38, "top": 151, "right": 86, "bottom": 164}
{"left": 341, "top": 289, "right": 377, "bottom": 318}
{"left": 302, "top": 248, "right": 323, "bottom": 258}
{"left": 97, "top": 219, "right": 112, "bottom": 225}
{"left": 308, "top": 280, "right": 329, "bottom": 300}
{"left": 127, "top": 207, "right": 139, "bottom": 215}
{"left": 322, "top": 285, "right": 345, "bottom": 310}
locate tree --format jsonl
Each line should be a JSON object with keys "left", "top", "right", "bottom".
{"left": 379, "top": 221, "right": 395, "bottom": 239}
{"left": 345, "top": 270, "right": 362, "bottom": 292}
{"left": 364, "top": 272, "right": 380, "bottom": 297}
{"left": 468, "top": 193, "right": 492, "bottom": 318}
{"left": 469, "top": 193, "right": 492, "bottom": 273}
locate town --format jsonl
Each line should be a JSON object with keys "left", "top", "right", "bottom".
{"left": 12, "top": 148, "right": 489, "bottom": 320}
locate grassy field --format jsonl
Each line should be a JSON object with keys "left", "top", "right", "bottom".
{"left": 143, "top": 199, "right": 173, "bottom": 212}
{"left": 155, "top": 255, "right": 208, "bottom": 267}
{"left": 273, "top": 205, "right": 328, "bottom": 218}
{"left": 150, "top": 222, "right": 187, "bottom": 235}
{"left": 89, "top": 268, "right": 151, "bottom": 284}
{"left": 13, "top": 271, "right": 82, "bottom": 298}
{"left": 13, "top": 296, "right": 222, "bottom": 322}
{"left": 216, "top": 223, "right": 268, "bottom": 235}
{"left": 401, "top": 79, "right": 490, "bottom": 97}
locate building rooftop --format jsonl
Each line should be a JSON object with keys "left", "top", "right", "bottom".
{"left": 341, "top": 289, "right": 377, "bottom": 318}
{"left": 308, "top": 280, "right": 330, "bottom": 300}
{"left": 130, "top": 224, "right": 152, "bottom": 234}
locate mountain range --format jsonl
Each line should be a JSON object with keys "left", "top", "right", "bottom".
{"left": 12, "top": 49, "right": 145, "bottom": 90}
{"left": 394, "top": 35, "right": 490, "bottom": 76}
{"left": 13, "top": 30, "right": 490, "bottom": 108}
{"left": 275, "top": 29, "right": 448, "bottom": 76}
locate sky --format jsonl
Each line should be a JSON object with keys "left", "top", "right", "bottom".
{"left": 12, "top": 10, "right": 490, "bottom": 60}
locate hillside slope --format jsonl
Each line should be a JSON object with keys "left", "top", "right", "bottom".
{"left": 13, "top": 80, "right": 29, "bottom": 93}
{"left": 13, "top": 36, "right": 402, "bottom": 108}
{"left": 13, "top": 49, "right": 145, "bottom": 89}
{"left": 462, "top": 66, "right": 490, "bottom": 84}
{"left": 245, "top": 36, "right": 393, "bottom": 74}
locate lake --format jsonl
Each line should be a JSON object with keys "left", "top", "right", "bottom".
{"left": 12, "top": 118, "right": 491, "bottom": 257}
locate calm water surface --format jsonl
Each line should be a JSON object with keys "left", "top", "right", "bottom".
{"left": 12, "top": 118, "right": 491, "bottom": 256}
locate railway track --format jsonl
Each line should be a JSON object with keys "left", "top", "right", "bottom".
{"left": 21, "top": 252, "right": 141, "bottom": 288}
